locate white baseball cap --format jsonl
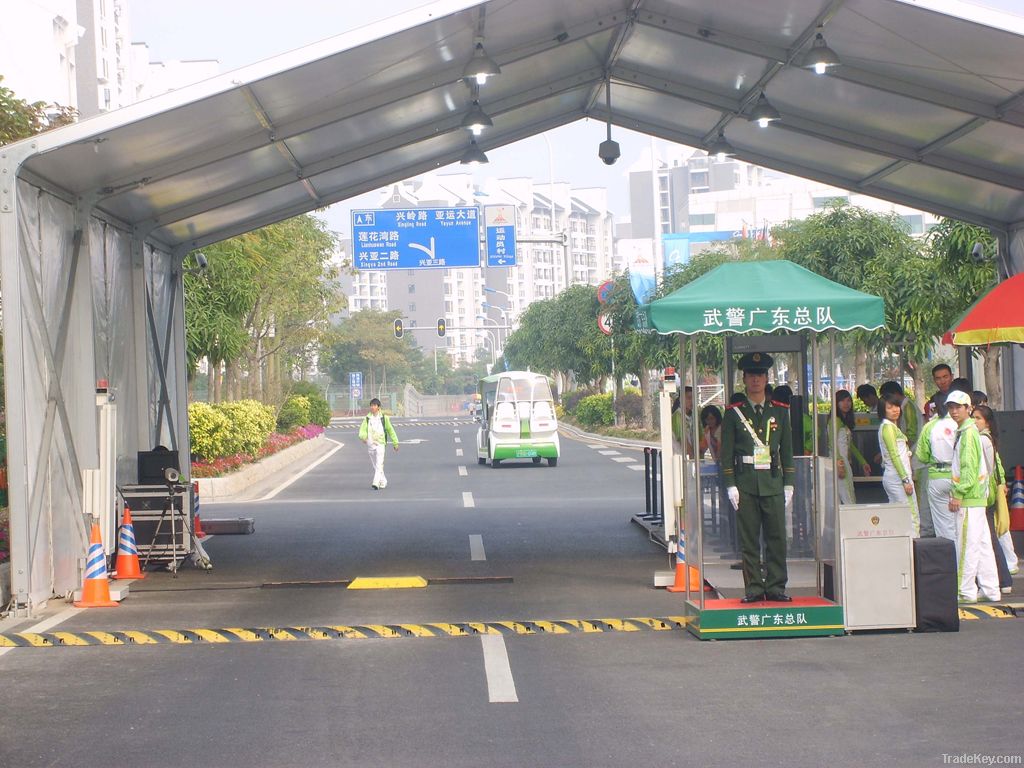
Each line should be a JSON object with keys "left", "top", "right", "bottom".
{"left": 945, "top": 390, "right": 971, "bottom": 406}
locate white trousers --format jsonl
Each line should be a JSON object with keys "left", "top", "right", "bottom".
{"left": 928, "top": 478, "right": 955, "bottom": 541}
{"left": 955, "top": 506, "right": 1001, "bottom": 602}
{"left": 882, "top": 469, "right": 919, "bottom": 536}
{"left": 999, "top": 531, "right": 1019, "bottom": 573}
{"left": 368, "top": 442, "right": 388, "bottom": 488}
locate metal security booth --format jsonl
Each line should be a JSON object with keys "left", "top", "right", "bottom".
{"left": 643, "top": 260, "right": 890, "bottom": 638}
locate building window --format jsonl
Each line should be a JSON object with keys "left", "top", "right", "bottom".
{"left": 690, "top": 171, "right": 708, "bottom": 188}
{"left": 902, "top": 214, "right": 924, "bottom": 234}
{"left": 689, "top": 214, "right": 715, "bottom": 226}
{"left": 408, "top": 284, "right": 415, "bottom": 293}
{"left": 408, "top": 303, "right": 416, "bottom": 312}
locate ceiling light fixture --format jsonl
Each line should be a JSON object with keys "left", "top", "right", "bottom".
{"left": 748, "top": 91, "right": 780, "bottom": 128}
{"left": 463, "top": 37, "right": 501, "bottom": 85}
{"left": 460, "top": 138, "right": 489, "bottom": 166}
{"left": 707, "top": 130, "right": 736, "bottom": 162}
{"left": 802, "top": 28, "right": 841, "bottom": 74}
{"left": 460, "top": 99, "right": 493, "bottom": 136}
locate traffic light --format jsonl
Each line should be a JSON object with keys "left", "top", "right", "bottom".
{"left": 436, "top": 317, "right": 446, "bottom": 338}
{"left": 393, "top": 318, "right": 404, "bottom": 339}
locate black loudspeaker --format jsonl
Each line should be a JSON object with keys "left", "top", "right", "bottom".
{"left": 913, "top": 537, "right": 959, "bottom": 632}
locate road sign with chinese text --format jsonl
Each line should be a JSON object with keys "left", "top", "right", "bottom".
{"left": 351, "top": 207, "right": 481, "bottom": 270}
{"left": 484, "top": 205, "right": 517, "bottom": 267}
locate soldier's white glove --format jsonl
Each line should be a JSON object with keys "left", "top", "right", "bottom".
{"left": 727, "top": 486, "right": 740, "bottom": 510}
{"left": 784, "top": 486, "right": 794, "bottom": 508}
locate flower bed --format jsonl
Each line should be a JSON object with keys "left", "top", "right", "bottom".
{"left": 191, "top": 424, "right": 324, "bottom": 478}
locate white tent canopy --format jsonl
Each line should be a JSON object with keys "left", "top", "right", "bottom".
{"left": 3, "top": 0, "right": 1024, "bottom": 611}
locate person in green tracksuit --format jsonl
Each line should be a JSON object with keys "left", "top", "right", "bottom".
{"left": 358, "top": 398, "right": 399, "bottom": 490}
{"left": 945, "top": 390, "right": 1000, "bottom": 603}
{"left": 720, "top": 352, "right": 795, "bottom": 603}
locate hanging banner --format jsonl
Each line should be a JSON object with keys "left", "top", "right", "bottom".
{"left": 620, "top": 238, "right": 656, "bottom": 305}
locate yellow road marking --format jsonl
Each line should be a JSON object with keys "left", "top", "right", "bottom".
{"left": 348, "top": 576, "right": 428, "bottom": 590}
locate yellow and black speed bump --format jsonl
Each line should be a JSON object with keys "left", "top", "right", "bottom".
{"left": 0, "top": 616, "right": 690, "bottom": 648}
{"left": 958, "top": 603, "right": 1020, "bottom": 620}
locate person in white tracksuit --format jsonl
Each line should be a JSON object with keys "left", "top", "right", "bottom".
{"left": 877, "top": 391, "right": 919, "bottom": 535}
{"left": 357, "top": 398, "right": 399, "bottom": 490}
{"left": 915, "top": 408, "right": 959, "bottom": 541}
{"left": 973, "top": 405, "right": 1019, "bottom": 591}
{"left": 946, "top": 390, "right": 1000, "bottom": 603}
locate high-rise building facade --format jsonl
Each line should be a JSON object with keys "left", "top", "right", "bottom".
{"left": 337, "top": 172, "right": 615, "bottom": 365}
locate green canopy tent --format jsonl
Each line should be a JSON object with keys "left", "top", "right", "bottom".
{"left": 641, "top": 260, "right": 885, "bottom": 336}
{"left": 638, "top": 259, "right": 888, "bottom": 638}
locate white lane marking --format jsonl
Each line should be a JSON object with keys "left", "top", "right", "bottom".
{"left": 598, "top": 450, "right": 620, "bottom": 455}
{"left": 463, "top": 491, "right": 475, "bottom": 508}
{"left": 0, "top": 606, "right": 83, "bottom": 658}
{"left": 628, "top": 464, "right": 646, "bottom": 471}
{"left": 456, "top": 448, "right": 463, "bottom": 457}
{"left": 481, "top": 635, "right": 519, "bottom": 703}
{"left": 469, "top": 534, "right": 486, "bottom": 561}
{"left": 611, "top": 456, "right": 635, "bottom": 463}
{"left": 257, "top": 438, "right": 344, "bottom": 501}
{"left": 454, "top": 437, "right": 462, "bottom": 444}
{"left": 587, "top": 444, "right": 605, "bottom": 449}
{"left": 458, "top": 465, "right": 468, "bottom": 477}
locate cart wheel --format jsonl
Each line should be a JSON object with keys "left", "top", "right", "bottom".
{"left": 532, "top": 457, "right": 542, "bottom": 464}
{"left": 478, "top": 457, "right": 486, "bottom": 465}
{"left": 548, "top": 457, "right": 558, "bottom": 467}
{"left": 492, "top": 459, "right": 501, "bottom": 468}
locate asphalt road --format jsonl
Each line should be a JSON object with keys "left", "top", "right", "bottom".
{"left": 0, "top": 419, "right": 1021, "bottom": 768}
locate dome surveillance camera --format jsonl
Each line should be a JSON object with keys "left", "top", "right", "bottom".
{"left": 195, "top": 253, "right": 208, "bottom": 270}
{"left": 971, "top": 242, "right": 986, "bottom": 264}
{"left": 164, "top": 466, "right": 180, "bottom": 483}
{"left": 598, "top": 138, "right": 620, "bottom": 166}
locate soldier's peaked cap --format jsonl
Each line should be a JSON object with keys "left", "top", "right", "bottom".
{"left": 737, "top": 351, "right": 773, "bottom": 373}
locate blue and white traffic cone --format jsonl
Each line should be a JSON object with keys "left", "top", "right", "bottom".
{"left": 75, "top": 523, "right": 119, "bottom": 607}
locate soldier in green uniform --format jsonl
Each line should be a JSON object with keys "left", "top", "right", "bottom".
{"left": 720, "top": 352, "right": 796, "bottom": 603}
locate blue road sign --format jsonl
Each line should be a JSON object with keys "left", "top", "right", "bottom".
{"left": 484, "top": 205, "right": 517, "bottom": 267}
{"left": 349, "top": 372, "right": 362, "bottom": 388}
{"left": 351, "top": 207, "right": 481, "bottom": 270}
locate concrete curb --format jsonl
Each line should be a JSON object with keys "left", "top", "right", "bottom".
{"left": 559, "top": 422, "right": 658, "bottom": 450}
{"left": 195, "top": 435, "right": 327, "bottom": 501}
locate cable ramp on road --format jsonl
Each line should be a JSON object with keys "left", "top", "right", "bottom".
{"left": 0, "top": 617, "right": 691, "bottom": 647}
{"left": 1, "top": 605, "right": 1020, "bottom": 647}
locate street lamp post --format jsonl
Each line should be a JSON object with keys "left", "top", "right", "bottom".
{"left": 477, "top": 331, "right": 497, "bottom": 370}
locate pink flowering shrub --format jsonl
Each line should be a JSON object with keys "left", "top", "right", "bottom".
{"left": 191, "top": 424, "right": 324, "bottom": 478}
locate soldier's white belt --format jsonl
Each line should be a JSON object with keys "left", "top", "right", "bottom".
{"left": 740, "top": 456, "right": 756, "bottom": 464}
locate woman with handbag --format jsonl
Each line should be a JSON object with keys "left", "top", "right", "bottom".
{"left": 973, "top": 406, "right": 1018, "bottom": 592}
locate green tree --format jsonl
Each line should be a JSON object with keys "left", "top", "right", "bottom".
{"left": 772, "top": 201, "right": 925, "bottom": 396}
{"left": 0, "top": 76, "right": 76, "bottom": 146}
{"left": 184, "top": 214, "right": 343, "bottom": 403}
{"left": 323, "top": 310, "right": 416, "bottom": 399}
{"left": 923, "top": 218, "right": 1001, "bottom": 406}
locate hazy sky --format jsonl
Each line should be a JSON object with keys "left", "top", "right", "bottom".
{"left": 127, "top": 0, "right": 1023, "bottom": 235}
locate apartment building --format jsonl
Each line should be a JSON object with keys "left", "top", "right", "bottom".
{"left": 338, "top": 172, "right": 615, "bottom": 365}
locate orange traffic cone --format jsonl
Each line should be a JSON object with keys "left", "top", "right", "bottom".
{"left": 193, "top": 481, "right": 207, "bottom": 539}
{"left": 114, "top": 506, "right": 145, "bottom": 580}
{"left": 74, "top": 522, "right": 119, "bottom": 607}
{"left": 666, "top": 532, "right": 703, "bottom": 593}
